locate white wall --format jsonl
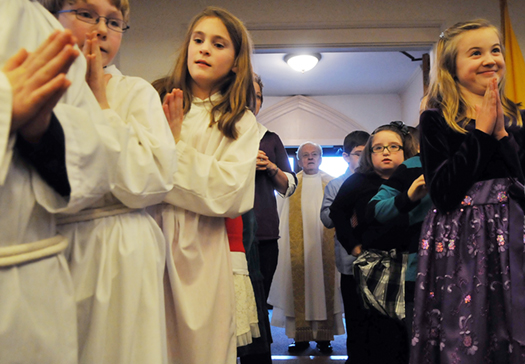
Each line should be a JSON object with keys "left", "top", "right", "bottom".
{"left": 261, "top": 94, "right": 401, "bottom": 145}
{"left": 119, "top": 0, "right": 525, "bottom": 145}
{"left": 311, "top": 95, "right": 402, "bottom": 133}
{"left": 400, "top": 67, "right": 424, "bottom": 126}
{"left": 122, "top": 0, "right": 525, "bottom": 83}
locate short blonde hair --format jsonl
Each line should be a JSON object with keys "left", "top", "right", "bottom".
{"left": 38, "top": 0, "right": 130, "bottom": 23}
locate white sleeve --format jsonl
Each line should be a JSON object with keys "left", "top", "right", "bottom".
{"left": 279, "top": 171, "right": 297, "bottom": 198}
{"left": 104, "top": 76, "right": 177, "bottom": 208}
{"left": 0, "top": 72, "right": 14, "bottom": 185}
{"left": 32, "top": 82, "right": 112, "bottom": 214}
{"left": 165, "top": 112, "right": 258, "bottom": 218}
{"left": 0, "top": 0, "right": 112, "bottom": 214}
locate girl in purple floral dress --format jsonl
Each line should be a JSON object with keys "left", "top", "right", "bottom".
{"left": 411, "top": 19, "right": 525, "bottom": 364}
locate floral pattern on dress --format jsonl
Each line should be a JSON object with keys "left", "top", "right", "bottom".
{"left": 459, "top": 315, "right": 479, "bottom": 355}
{"left": 462, "top": 195, "right": 473, "bottom": 206}
{"left": 411, "top": 179, "right": 525, "bottom": 364}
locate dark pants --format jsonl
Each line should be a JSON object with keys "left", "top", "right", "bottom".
{"left": 342, "top": 274, "right": 408, "bottom": 364}
{"left": 366, "top": 309, "right": 408, "bottom": 364}
{"left": 341, "top": 274, "right": 367, "bottom": 364}
{"left": 258, "top": 239, "right": 278, "bottom": 301}
{"left": 405, "top": 281, "right": 415, "bottom": 349}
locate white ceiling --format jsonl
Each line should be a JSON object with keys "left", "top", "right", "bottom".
{"left": 252, "top": 49, "right": 429, "bottom": 96}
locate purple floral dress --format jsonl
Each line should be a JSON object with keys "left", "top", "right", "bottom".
{"left": 411, "top": 178, "right": 525, "bottom": 363}
{"left": 411, "top": 110, "right": 525, "bottom": 364}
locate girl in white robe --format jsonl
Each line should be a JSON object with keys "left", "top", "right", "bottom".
{"left": 153, "top": 7, "right": 259, "bottom": 364}
{"left": 0, "top": 2, "right": 112, "bottom": 363}
{"left": 39, "top": 0, "right": 177, "bottom": 363}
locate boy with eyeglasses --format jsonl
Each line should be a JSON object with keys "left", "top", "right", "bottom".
{"left": 320, "top": 130, "right": 369, "bottom": 363}
{"left": 37, "top": 1, "right": 177, "bottom": 363}
{"left": 0, "top": 0, "right": 116, "bottom": 362}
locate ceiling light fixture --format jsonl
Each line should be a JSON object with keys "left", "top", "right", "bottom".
{"left": 284, "top": 53, "right": 322, "bottom": 73}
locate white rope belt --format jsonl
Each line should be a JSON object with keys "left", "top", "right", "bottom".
{"left": 0, "top": 235, "right": 68, "bottom": 267}
{"left": 56, "top": 203, "right": 139, "bottom": 225}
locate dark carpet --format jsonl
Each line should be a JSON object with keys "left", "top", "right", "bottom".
{"left": 269, "top": 310, "right": 348, "bottom": 358}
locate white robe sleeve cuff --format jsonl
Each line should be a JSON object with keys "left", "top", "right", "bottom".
{"left": 0, "top": 71, "right": 15, "bottom": 185}
{"left": 279, "top": 171, "right": 297, "bottom": 198}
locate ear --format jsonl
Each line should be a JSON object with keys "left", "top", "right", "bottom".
{"left": 231, "top": 56, "right": 240, "bottom": 73}
{"left": 297, "top": 158, "right": 303, "bottom": 169}
{"left": 342, "top": 152, "right": 351, "bottom": 164}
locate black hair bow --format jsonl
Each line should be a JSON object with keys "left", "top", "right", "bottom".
{"left": 390, "top": 120, "right": 409, "bottom": 136}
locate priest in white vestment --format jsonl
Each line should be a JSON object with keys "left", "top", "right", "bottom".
{"left": 0, "top": 1, "right": 111, "bottom": 363}
{"left": 268, "top": 141, "right": 345, "bottom": 354}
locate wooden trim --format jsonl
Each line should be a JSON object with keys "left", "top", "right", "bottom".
{"left": 422, "top": 53, "right": 431, "bottom": 95}
{"left": 247, "top": 21, "right": 443, "bottom": 50}
{"left": 258, "top": 95, "right": 364, "bottom": 129}
{"left": 257, "top": 96, "right": 368, "bottom": 146}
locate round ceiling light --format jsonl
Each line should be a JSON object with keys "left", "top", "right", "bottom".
{"left": 284, "top": 53, "right": 322, "bottom": 73}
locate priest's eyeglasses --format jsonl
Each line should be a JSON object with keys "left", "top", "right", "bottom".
{"left": 371, "top": 144, "right": 403, "bottom": 154}
{"left": 56, "top": 9, "right": 129, "bottom": 33}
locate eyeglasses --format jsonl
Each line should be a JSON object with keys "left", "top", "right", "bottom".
{"left": 57, "top": 8, "right": 129, "bottom": 33}
{"left": 349, "top": 152, "right": 362, "bottom": 157}
{"left": 371, "top": 144, "right": 403, "bottom": 154}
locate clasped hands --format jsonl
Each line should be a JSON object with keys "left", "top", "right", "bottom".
{"left": 4, "top": 30, "right": 79, "bottom": 143}
{"left": 475, "top": 77, "right": 508, "bottom": 140}
{"left": 162, "top": 88, "right": 184, "bottom": 143}
{"left": 83, "top": 31, "right": 112, "bottom": 109}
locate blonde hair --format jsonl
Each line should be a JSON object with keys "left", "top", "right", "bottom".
{"left": 153, "top": 7, "right": 255, "bottom": 140}
{"left": 422, "top": 19, "right": 522, "bottom": 133}
{"left": 38, "top": 0, "right": 130, "bottom": 23}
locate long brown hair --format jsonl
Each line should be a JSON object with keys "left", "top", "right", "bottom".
{"left": 357, "top": 122, "right": 418, "bottom": 175}
{"left": 153, "top": 7, "right": 255, "bottom": 140}
{"left": 422, "top": 19, "right": 522, "bottom": 133}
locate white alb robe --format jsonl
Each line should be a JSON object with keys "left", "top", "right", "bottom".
{"left": 158, "top": 94, "right": 258, "bottom": 364}
{"left": 57, "top": 66, "right": 177, "bottom": 364}
{"left": 0, "top": 1, "right": 111, "bottom": 363}
{"left": 269, "top": 172, "right": 345, "bottom": 339}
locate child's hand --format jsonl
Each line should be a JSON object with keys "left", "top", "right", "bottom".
{"left": 492, "top": 82, "right": 508, "bottom": 140}
{"left": 408, "top": 174, "right": 428, "bottom": 202}
{"left": 3, "top": 30, "right": 78, "bottom": 142}
{"left": 351, "top": 244, "right": 362, "bottom": 257}
{"left": 475, "top": 77, "right": 498, "bottom": 136}
{"left": 83, "top": 31, "right": 111, "bottom": 109}
{"left": 163, "top": 88, "right": 184, "bottom": 143}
